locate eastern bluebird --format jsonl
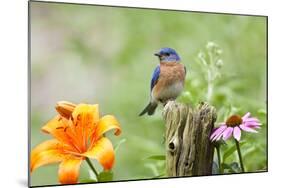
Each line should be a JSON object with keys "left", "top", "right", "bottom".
{"left": 139, "top": 47, "right": 186, "bottom": 116}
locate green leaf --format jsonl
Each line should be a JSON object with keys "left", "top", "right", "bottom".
{"left": 80, "top": 178, "right": 97, "bottom": 183}
{"left": 143, "top": 155, "right": 166, "bottom": 161}
{"left": 152, "top": 173, "right": 166, "bottom": 178}
{"left": 222, "top": 162, "right": 240, "bottom": 173}
{"left": 98, "top": 171, "right": 113, "bottom": 182}
{"left": 258, "top": 109, "right": 267, "bottom": 115}
{"left": 223, "top": 141, "right": 246, "bottom": 162}
{"left": 114, "top": 138, "right": 126, "bottom": 153}
{"left": 212, "top": 161, "right": 219, "bottom": 174}
{"left": 88, "top": 169, "right": 97, "bottom": 181}
{"left": 229, "top": 162, "right": 240, "bottom": 172}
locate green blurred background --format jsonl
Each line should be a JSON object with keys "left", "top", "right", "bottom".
{"left": 30, "top": 1, "right": 267, "bottom": 186}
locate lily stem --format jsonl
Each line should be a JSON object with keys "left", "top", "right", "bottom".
{"left": 235, "top": 139, "right": 245, "bottom": 172}
{"left": 215, "top": 145, "right": 222, "bottom": 174}
{"left": 85, "top": 157, "right": 99, "bottom": 181}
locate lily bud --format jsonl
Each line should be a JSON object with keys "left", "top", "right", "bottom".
{"left": 55, "top": 101, "right": 76, "bottom": 119}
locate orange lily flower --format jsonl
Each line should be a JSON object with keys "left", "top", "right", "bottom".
{"left": 31, "top": 101, "right": 121, "bottom": 184}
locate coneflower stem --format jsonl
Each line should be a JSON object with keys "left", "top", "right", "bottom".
{"left": 215, "top": 145, "right": 222, "bottom": 174}
{"left": 235, "top": 140, "right": 245, "bottom": 172}
{"left": 85, "top": 157, "right": 99, "bottom": 180}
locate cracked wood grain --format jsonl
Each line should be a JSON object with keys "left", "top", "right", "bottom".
{"left": 163, "top": 101, "right": 217, "bottom": 177}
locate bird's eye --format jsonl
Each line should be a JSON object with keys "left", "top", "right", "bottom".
{"left": 164, "top": 53, "right": 170, "bottom": 56}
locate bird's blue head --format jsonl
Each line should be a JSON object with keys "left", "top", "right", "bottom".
{"left": 154, "top": 47, "right": 181, "bottom": 63}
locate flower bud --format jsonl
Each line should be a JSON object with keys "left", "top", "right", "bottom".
{"left": 216, "top": 59, "right": 224, "bottom": 68}
{"left": 206, "top": 41, "right": 216, "bottom": 49}
{"left": 55, "top": 101, "right": 76, "bottom": 119}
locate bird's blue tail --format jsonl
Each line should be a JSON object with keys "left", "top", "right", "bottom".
{"left": 139, "top": 102, "right": 158, "bottom": 116}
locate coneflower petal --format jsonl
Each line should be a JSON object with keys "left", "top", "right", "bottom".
{"left": 222, "top": 127, "right": 234, "bottom": 140}
{"left": 233, "top": 126, "right": 241, "bottom": 141}
{"left": 240, "top": 124, "right": 258, "bottom": 133}
{"left": 242, "top": 112, "right": 251, "bottom": 121}
{"left": 211, "top": 125, "right": 227, "bottom": 141}
{"left": 244, "top": 117, "right": 260, "bottom": 123}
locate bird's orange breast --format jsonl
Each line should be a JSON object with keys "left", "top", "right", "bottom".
{"left": 159, "top": 62, "right": 186, "bottom": 85}
{"left": 152, "top": 62, "right": 186, "bottom": 100}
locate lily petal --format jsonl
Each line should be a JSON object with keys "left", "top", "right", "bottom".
{"left": 41, "top": 116, "right": 81, "bottom": 152}
{"left": 82, "top": 137, "right": 114, "bottom": 170}
{"left": 58, "top": 157, "right": 82, "bottom": 184}
{"left": 72, "top": 104, "right": 99, "bottom": 125}
{"left": 95, "top": 115, "right": 121, "bottom": 139}
{"left": 233, "top": 127, "right": 241, "bottom": 141}
{"left": 72, "top": 104, "right": 100, "bottom": 149}
{"left": 31, "top": 139, "right": 69, "bottom": 172}
{"left": 41, "top": 115, "right": 63, "bottom": 134}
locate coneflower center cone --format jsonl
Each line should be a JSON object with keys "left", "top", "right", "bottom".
{"left": 226, "top": 115, "right": 242, "bottom": 127}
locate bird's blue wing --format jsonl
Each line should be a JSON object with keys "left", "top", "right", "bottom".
{"left": 150, "top": 65, "right": 160, "bottom": 91}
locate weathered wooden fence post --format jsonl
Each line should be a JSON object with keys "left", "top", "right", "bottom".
{"left": 163, "top": 101, "right": 217, "bottom": 177}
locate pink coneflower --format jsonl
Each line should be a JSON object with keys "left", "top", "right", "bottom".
{"left": 210, "top": 112, "right": 261, "bottom": 142}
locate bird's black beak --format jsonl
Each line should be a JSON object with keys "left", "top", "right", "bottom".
{"left": 154, "top": 53, "right": 161, "bottom": 57}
